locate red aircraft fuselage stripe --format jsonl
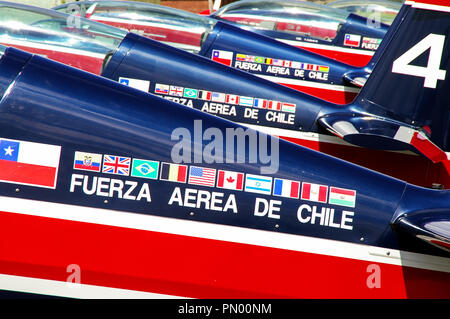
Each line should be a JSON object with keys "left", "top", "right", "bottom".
{"left": 0, "top": 211, "right": 449, "bottom": 298}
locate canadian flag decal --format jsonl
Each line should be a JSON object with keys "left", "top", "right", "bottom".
{"left": 217, "top": 170, "right": 244, "bottom": 191}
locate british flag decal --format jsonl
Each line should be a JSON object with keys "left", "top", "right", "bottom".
{"left": 102, "top": 155, "right": 131, "bottom": 176}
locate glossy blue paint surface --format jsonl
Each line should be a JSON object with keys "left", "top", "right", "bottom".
{"left": 199, "top": 21, "right": 368, "bottom": 86}
{"left": 353, "top": 8, "right": 450, "bottom": 151}
{"left": 333, "top": 13, "right": 389, "bottom": 46}
{"left": 0, "top": 46, "right": 449, "bottom": 256}
{"left": 101, "top": 2, "right": 450, "bottom": 163}
{"left": 102, "top": 32, "right": 333, "bottom": 133}
{"left": 212, "top": 12, "right": 389, "bottom": 50}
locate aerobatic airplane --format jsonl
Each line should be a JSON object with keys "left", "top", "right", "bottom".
{"left": 327, "top": 0, "right": 402, "bottom": 25}
{"left": 210, "top": 0, "right": 389, "bottom": 67}
{"left": 0, "top": 0, "right": 448, "bottom": 299}
{"left": 100, "top": 0, "right": 450, "bottom": 190}
{"left": 196, "top": 20, "right": 370, "bottom": 104}
{"left": 53, "top": 0, "right": 389, "bottom": 67}
{"left": 50, "top": 0, "right": 388, "bottom": 104}
{"left": 0, "top": 1, "right": 127, "bottom": 74}
{"left": 0, "top": 1, "right": 372, "bottom": 104}
{"left": 0, "top": 3, "right": 447, "bottom": 181}
{"left": 53, "top": 0, "right": 218, "bottom": 54}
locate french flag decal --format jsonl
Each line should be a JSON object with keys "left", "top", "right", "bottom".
{"left": 253, "top": 98, "right": 267, "bottom": 108}
{"left": 0, "top": 138, "right": 61, "bottom": 189}
{"left": 273, "top": 178, "right": 300, "bottom": 199}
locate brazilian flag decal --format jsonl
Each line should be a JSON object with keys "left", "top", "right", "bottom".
{"left": 183, "top": 88, "right": 198, "bottom": 99}
{"left": 131, "top": 159, "right": 159, "bottom": 179}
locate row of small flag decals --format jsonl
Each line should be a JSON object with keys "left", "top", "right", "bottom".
{"left": 73, "top": 151, "right": 356, "bottom": 207}
{"left": 363, "top": 37, "right": 382, "bottom": 45}
{"left": 343, "top": 34, "right": 382, "bottom": 48}
{"left": 154, "top": 83, "right": 297, "bottom": 113}
{"left": 236, "top": 52, "right": 330, "bottom": 73}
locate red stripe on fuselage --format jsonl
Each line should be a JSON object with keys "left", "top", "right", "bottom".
{"left": 278, "top": 81, "right": 358, "bottom": 104}
{"left": 278, "top": 135, "right": 448, "bottom": 189}
{"left": 0, "top": 211, "right": 449, "bottom": 298}
{"left": 413, "top": 0, "right": 450, "bottom": 6}
{"left": 0, "top": 160, "right": 56, "bottom": 188}
{"left": 91, "top": 19, "right": 202, "bottom": 47}
{"left": 0, "top": 43, "right": 104, "bottom": 75}
{"left": 296, "top": 45, "right": 373, "bottom": 67}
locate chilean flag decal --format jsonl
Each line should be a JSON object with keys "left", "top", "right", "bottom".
{"left": 0, "top": 138, "right": 61, "bottom": 188}
{"left": 344, "top": 34, "right": 361, "bottom": 47}
{"left": 212, "top": 50, "right": 233, "bottom": 66}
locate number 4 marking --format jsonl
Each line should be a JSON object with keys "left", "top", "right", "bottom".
{"left": 392, "top": 34, "right": 447, "bottom": 89}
